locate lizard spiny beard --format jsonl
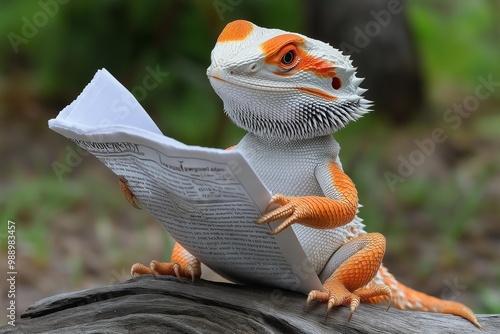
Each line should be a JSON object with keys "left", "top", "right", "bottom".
{"left": 223, "top": 98, "right": 370, "bottom": 141}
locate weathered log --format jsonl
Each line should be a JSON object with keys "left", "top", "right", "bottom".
{"left": 2, "top": 276, "right": 497, "bottom": 333}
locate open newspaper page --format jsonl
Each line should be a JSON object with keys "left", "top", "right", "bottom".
{"left": 48, "top": 69, "right": 322, "bottom": 294}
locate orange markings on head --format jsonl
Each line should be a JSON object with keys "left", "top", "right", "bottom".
{"left": 297, "top": 87, "right": 338, "bottom": 101}
{"left": 300, "top": 55, "right": 336, "bottom": 78}
{"left": 260, "top": 33, "right": 336, "bottom": 78}
{"left": 217, "top": 20, "right": 254, "bottom": 43}
{"left": 260, "top": 33, "right": 305, "bottom": 58}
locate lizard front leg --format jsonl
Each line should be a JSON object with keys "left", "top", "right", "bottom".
{"left": 119, "top": 177, "right": 141, "bottom": 209}
{"left": 256, "top": 162, "right": 358, "bottom": 235}
{"left": 308, "top": 233, "right": 391, "bottom": 320}
{"left": 256, "top": 161, "right": 391, "bottom": 320}
{"left": 118, "top": 178, "right": 201, "bottom": 281}
{"left": 118, "top": 147, "right": 238, "bottom": 281}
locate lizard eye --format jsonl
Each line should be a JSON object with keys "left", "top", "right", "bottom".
{"left": 281, "top": 50, "right": 295, "bottom": 65}
{"left": 276, "top": 44, "right": 299, "bottom": 70}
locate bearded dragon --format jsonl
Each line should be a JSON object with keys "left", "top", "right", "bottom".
{"left": 121, "top": 20, "right": 481, "bottom": 328}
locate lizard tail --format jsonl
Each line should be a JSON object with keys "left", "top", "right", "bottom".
{"left": 364, "top": 265, "right": 482, "bottom": 328}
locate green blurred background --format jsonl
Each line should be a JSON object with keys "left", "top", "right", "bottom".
{"left": 1, "top": 0, "right": 499, "bottom": 323}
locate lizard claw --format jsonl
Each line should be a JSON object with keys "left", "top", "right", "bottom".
{"left": 306, "top": 287, "right": 358, "bottom": 322}
{"left": 130, "top": 263, "right": 152, "bottom": 278}
{"left": 130, "top": 260, "right": 200, "bottom": 282}
{"left": 255, "top": 194, "right": 310, "bottom": 235}
{"left": 306, "top": 279, "right": 391, "bottom": 322}
{"left": 255, "top": 193, "right": 354, "bottom": 235}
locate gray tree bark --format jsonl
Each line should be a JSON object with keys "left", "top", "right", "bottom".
{"left": 2, "top": 276, "right": 497, "bottom": 334}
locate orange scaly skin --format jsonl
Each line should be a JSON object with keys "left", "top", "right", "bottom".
{"left": 306, "top": 233, "right": 391, "bottom": 321}
{"left": 131, "top": 242, "right": 201, "bottom": 282}
{"left": 256, "top": 162, "right": 358, "bottom": 235}
{"left": 123, "top": 20, "right": 482, "bottom": 329}
{"left": 366, "top": 266, "right": 482, "bottom": 328}
{"left": 119, "top": 177, "right": 140, "bottom": 209}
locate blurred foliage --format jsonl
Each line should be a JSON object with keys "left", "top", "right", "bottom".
{"left": 1, "top": 0, "right": 304, "bottom": 147}
{"left": 0, "top": 0, "right": 499, "bottom": 317}
{"left": 409, "top": 0, "right": 500, "bottom": 96}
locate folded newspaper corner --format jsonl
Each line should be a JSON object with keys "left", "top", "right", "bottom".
{"left": 48, "top": 68, "right": 323, "bottom": 294}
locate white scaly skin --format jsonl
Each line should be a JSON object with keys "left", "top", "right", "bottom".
{"left": 127, "top": 20, "right": 481, "bottom": 327}
{"left": 207, "top": 21, "right": 370, "bottom": 278}
{"left": 207, "top": 25, "right": 370, "bottom": 139}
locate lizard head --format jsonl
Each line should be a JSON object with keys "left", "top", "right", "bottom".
{"left": 207, "top": 20, "right": 371, "bottom": 140}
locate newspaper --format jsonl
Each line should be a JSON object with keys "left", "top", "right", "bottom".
{"left": 49, "top": 69, "right": 323, "bottom": 294}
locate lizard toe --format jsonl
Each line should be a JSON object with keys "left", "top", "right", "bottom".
{"left": 130, "top": 262, "right": 153, "bottom": 278}
{"left": 310, "top": 288, "right": 362, "bottom": 322}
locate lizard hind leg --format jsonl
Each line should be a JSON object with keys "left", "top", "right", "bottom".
{"left": 306, "top": 233, "right": 392, "bottom": 321}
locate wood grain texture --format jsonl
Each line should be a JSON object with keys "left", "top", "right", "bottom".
{"left": 2, "top": 276, "right": 497, "bottom": 334}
